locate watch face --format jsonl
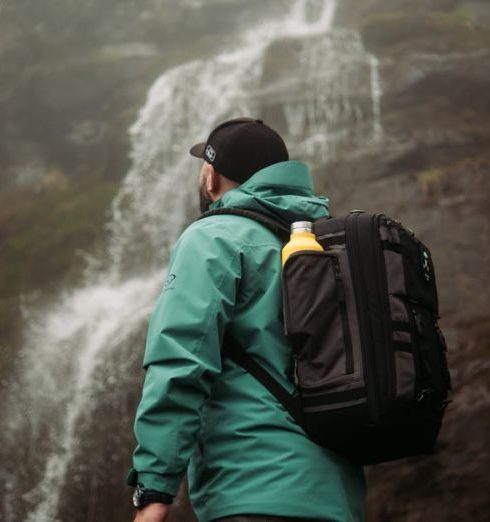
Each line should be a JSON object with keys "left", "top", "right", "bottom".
{"left": 133, "top": 485, "right": 141, "bottom": 507}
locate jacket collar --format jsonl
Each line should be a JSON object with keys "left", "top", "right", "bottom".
{"left": 210, "top": 160, "right": 315, "bottom": 211}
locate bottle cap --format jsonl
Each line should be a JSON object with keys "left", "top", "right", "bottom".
{"left": 291, "top": 221, "right": 313, "bottom": 233}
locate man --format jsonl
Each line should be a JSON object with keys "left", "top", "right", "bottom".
{"left": 128, "top": 118, "right": 366, "bottom": 522}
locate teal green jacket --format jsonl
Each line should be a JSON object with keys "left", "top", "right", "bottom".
{"left": 131, "top": 161, "right": 365, "bottom": 521}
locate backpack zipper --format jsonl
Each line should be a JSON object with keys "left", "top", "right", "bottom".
{"left": 332, "top": 256, "right": 354, "bottom": 374}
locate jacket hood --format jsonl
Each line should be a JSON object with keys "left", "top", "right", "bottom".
{"left": 209, "top": 160, "right": 329, "bottom": 224}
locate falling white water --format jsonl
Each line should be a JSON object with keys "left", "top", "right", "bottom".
{"left": 1, "top": 1, "right": 384, "bottom": 520}
{"left": 369, "top": 54, "right": 384, "bottom": 142}
{"left": 21, "top": 274, "right": 163, "bottom": 522}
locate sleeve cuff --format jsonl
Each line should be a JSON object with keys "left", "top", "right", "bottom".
{"left": 126, "top": 468, "right": 138, "bottom": 487}
{"left": 125, "top": 468, "right": 180, "bottom": 497}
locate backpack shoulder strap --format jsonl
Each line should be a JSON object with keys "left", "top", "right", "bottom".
{"left": 199, "top": 208, "right": 302, "bottom": 426}
{"left": 198, "top": 208, "right": 290, "bottom": 242}
{"left": 223, "top": 333, "right": 303, "bottom": 426}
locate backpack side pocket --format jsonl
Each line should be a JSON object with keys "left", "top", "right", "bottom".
{"left": 282, "top": 251, "right": 359, "bottom": 390}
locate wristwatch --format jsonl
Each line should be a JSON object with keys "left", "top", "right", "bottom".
{"left": 132, "top": 484, "right": 173, "bottom": 510}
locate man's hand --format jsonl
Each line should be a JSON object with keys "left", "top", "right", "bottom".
{"left": 133, "top": 503, "right": 169, "bottom": 522}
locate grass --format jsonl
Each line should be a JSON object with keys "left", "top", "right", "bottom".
{"left": 0, "top": 178, "right": 118, "bottom": 299}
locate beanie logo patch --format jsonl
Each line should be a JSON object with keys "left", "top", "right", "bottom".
{"left": 205, "top": 145, "right": 216, "bottom": 162}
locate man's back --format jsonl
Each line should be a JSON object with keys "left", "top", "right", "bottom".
{"left": 132, "top": 161, "right": 365, "bottom": 521}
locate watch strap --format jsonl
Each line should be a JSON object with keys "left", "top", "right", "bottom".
{"left": 133, "top": 484, "right": 173, "bottom": 509}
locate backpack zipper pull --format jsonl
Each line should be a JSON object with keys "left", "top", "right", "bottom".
{"left": 290, "top": 354, "right": 300, "bottom": 387}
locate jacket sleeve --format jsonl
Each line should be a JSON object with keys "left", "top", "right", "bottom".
{"left": 131, "top": 220, "right": 242, "bottom": 495}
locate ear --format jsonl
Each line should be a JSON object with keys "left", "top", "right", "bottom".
{"left": 206, "top": 164, "right": 221, "bottom": 194}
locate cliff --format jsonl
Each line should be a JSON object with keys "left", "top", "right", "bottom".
{"left": 333, "top": 1, "right": 490, "bottom": 520}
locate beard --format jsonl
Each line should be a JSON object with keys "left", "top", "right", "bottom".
{"left": 199, "top": 183, "right": 213, "bottom": 214}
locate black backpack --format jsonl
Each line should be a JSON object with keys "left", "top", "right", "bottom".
{"left": 199, "top": 208, "right": 451, "bottom": 464}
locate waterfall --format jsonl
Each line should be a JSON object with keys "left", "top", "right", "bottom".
{"left": 369, "top": 54, "right": 384, "bottom": 143}
{"left": 1, "top": 1, "right": 384, "bottom": 520}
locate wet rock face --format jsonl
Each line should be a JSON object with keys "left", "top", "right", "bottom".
{"left": 330, "top": 1, "right": 490, "bottom": 521}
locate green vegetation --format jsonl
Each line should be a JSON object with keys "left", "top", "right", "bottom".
{"left": 416, "top": 167, "right": 447, "bottom": 197}
{"left": 0, "top": 179, "right": 118, "bottom": 299}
